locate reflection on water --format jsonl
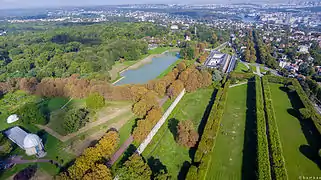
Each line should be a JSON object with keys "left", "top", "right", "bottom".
{"left": 115, "top": 52, "right": 179, "bottom": 85}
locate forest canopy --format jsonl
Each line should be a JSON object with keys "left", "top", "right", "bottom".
{"left": 0, "top": 23, "right": 169, "bottom": 81}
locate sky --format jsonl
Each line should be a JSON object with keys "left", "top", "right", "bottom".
{"left": 0, "top": 0, "right": 289, "bottom": 9}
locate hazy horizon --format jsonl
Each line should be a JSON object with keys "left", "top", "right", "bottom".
{"left": 0, "top": 0, "right": 291, "bottom": 9}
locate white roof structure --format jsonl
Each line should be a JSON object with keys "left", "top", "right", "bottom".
{"left": 4, "top": 126, "right": 28, "bottom": 149}
{"left": 23, "top": 134, "right": 42, "bottom": 149}
{"left": 7, "top": 114, "right": 19, "bottom": 124}
{"left": 4, "top": 126, "right": 41, "bottom": 149}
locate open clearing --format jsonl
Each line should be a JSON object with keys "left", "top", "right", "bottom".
{"left": 141, "top": 88, "right": 214, "bottom": 179}
{"left": 270, "top": 83, "right": 321, "bottom": 179}
{"left": 208, "top": 83, "right": 257, "bottom": 180}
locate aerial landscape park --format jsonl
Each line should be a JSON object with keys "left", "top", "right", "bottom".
{"left": 0, "top": 2, "right": 321, "bottom": 180}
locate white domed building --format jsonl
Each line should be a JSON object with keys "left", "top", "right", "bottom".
{"left": 4, "top": 126, "right": 46, "bottom": 158}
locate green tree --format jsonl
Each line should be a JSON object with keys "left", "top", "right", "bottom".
{"left": 63, "top": 108, "right": 90, "bottom": 133}
{"left": 117, "top": 154, "right": 152, "bottom": 180}
{"left": 86, "top": 93, "right": 105, "bottom": 110}
{"left": 16, "top": 102, "right": 47, "bottom": 125}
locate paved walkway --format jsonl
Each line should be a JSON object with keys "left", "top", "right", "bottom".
{"left": 108, "top": 136, "right": 133, "bottom": 165}
{"left": 6, "top": 156, "right": 60, "bottom": 166}
{"left": 229, "top": 82, "right": 248, "bottom": 88}
{"left": 37, "top": 105, "right": 132, "bottom": 142}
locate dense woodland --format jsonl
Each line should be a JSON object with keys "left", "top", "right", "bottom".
{"left": 0, "top": 23, "right": 169, "bottom": 81}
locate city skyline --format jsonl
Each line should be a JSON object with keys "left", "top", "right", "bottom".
{"left": 0, "top": 0, "right": 293, "bottom": 9}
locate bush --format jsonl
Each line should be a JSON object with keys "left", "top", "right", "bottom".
{"left": 16, "top": 102, "right": 47, "bottom": 125}
{"left": 63, "top": 108, "right": 90, "bottom": 134}
{"left": 86, "top": 93, "right": 105, "bottom": 110}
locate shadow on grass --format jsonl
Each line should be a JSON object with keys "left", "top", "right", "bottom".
{"left": 116, "top": 144, "right": 137, "bottom": 168}
{"left": 168, "top": 118, "right": 179, "bottom": 140}
{"left": 177, "top": 161, "right": 191, "bottom": 180}
{"left": 283, "top": 87, "right": 321, "bottom": 169}
{"left": 241, "top": 80, "right": 257, "bottom": 180}
{"left": 147, "top": 156, "right": 168, "bottom": 177}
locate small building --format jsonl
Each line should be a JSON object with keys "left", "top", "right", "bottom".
{"left": 170, "top": 25, "right": 179, "bottom": 30}
{"left": 298, "top": 45, "right": 309, "bottom": 54}
{"left": 6, "top": 114, "right": 19, "bottom": 124}
{"left": 4, "top": 127, "right": 46, "bottom": 158}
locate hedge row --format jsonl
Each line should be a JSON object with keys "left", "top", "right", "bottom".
{"left": 255, "top": 76, "right": 271, "bottom": 180}
{"left": 186, "top": 80, "right": 230, "bottom": 180}
{"left": 291, "top": 79, "right": 321, "bottom": 134}
{"left": 265, "top": 75, "right": 289, "bottom": 84}
{"left": 262, "top": 76, "right": 288, "bottom": 180}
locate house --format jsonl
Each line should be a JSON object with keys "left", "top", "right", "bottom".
{"left": 170, "top": 25, "right": 179, "bottom": 30}
{"left": 298, "top": 45, "right": 309, "bottom": 54}
{"left": 4, "top": 126, "right": 46, "bottom": 158}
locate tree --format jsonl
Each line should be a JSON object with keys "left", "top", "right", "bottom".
{"left": 167, "top": 80, "right": 184, "bottom": 99}
{"left": 0, "top": 134, "right": 12, "bottom": 156}
{"left": 176, "top": 120, "right": 199, "bottom": 148}
{"left": 212, "top": 70, "right": 222, "bottom": 82}
{"left": 83, "top": 164, "right": 112, "bottom": 180}
{"left": 16, "top": 102, "right": 47, "bottom": 125}
{"left": 63, "top": 108, "right": 90, "bottom": 134}
{"left": 86, "top": 93, "right": 105, "bottom": 110}
{"left": 177, "top": 62, "right": 186, "bottom": 72}
{"left": 117, "top": 154, "right": 152, "bottom": 180}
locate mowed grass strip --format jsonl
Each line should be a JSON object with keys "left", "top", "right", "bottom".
{"left": 141, "top": 88, "right": 214, "bottom": 179}
{"left": 270, "top": 83, "right": 321, "bottom": 179}
{"left": 207, "top": 83, "right": 255, "bottom": 180}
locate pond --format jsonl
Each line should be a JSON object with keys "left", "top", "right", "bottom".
{"left": 115, "top": 52, "right": 179, "bottom": 85}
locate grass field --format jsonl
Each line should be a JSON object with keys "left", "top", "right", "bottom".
{"left": 270, "top": 83, "right": 321, "bottom": 179}
{"left": 207, "top": 83, "right": 257, "bottom": 180}
{"left": 234, "top": 62, "right": 249, "bottom": 73}
{"left": 141, "top": 88, "right": 215, "bottom": 179}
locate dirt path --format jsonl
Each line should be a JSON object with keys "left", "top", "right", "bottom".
{"left": 70, "top": 112, "right": 134, "bottom": 156}
{"left": 36, "top": 105, "right": 132, "bottom": 142}
{"left": 108, "top": 135, "right": 134, "bottom": 166}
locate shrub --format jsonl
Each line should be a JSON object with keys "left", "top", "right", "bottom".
{"left": 86, "top": 93, "right": 105, "bottom": 110}
{"left": 0, "top": 134, "right": 12, "bottom": 156}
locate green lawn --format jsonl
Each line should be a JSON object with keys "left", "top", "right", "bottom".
{"left": 141, "top": 88, "right": 214, "bottom": 179}
{"left": 148, "top": 47, "right": 171, "bottom": 55}
{"left": 208, "top": 83, "right": 257, "bottom": 180}
{"left": 234, "top": 62, "right": 249, "bottom": 73}
{"left": 270, "top": 83, "right": 321, "bottom": 179}
{"left": 157, "top": 59, "right": 183, "bottom": 79}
